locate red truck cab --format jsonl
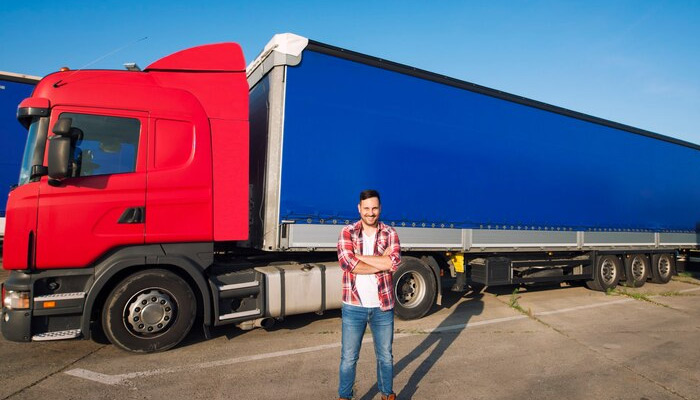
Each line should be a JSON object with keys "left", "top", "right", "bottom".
{"left": 2, "top": 43, "right": 249, "bottom": 351}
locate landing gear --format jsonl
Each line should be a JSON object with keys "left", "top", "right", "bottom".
{"left": 451, "top": 271, "right": 468, "bottom": 292}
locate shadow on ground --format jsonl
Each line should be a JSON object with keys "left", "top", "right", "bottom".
{"left": 360, "top": 287, "right": 485, "bottom": 400}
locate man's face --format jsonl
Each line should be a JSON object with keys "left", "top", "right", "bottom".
{"left": 358, "top": 197, "right": 381, "bottom": 228}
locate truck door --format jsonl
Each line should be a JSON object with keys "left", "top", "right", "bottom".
{"left": 2, "top": 116, "right": 48, "bottom": 269}
{"left": 35, "top": 108, "right": 147, "bottom": 269}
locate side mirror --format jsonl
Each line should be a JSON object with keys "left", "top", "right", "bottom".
{"left": 69, "top": 127, "right": 83, "bottom": 144}
{"left": 48, "top": 136, "right": 71, "bottom": 181}
{"left": 52, "top": 118, "right": 72, "bottom": 136}
{"left": 30, "top": 165, "right": 48, "bottom": 180}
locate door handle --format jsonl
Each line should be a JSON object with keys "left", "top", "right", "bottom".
{"left": 118, "top": 207, "right": 145, "bottom": 224}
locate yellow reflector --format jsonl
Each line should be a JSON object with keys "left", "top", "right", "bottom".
{"left": 450, "top": 253, "right": 465, "bottom": 273}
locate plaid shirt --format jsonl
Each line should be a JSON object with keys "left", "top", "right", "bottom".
{"left": 337, "top": 220, "right": 401, "bottom": 311}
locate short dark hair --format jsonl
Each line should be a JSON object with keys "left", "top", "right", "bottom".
{"left": 359, "top": 189, "right": 380, "bottom": 203}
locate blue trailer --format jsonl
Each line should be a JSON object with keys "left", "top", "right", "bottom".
{"left": 0, "top": 72, "right": 40, "bottom": 239}
{"left": 246, "top": 34, "right": 699, "bottom": 319}
{"left": 2, "top": 35, "right": 695, "bottom": 352}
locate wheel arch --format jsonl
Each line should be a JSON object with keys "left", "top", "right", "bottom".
{"left": 81, "top": 246, "right": 213, "bottom": 339}
{"left": 416, "top": 253, "right": 445, "bottom": 305}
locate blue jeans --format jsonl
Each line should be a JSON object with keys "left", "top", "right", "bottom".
{"left": 339, "top": 303, "right": 394, "bottom": 398}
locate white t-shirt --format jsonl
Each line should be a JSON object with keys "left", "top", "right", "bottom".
{"left": 355, "top": 231, "right": 381, "bottom": 308}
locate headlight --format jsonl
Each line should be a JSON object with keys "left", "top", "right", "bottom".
{"left": 3, "top": 290, "right": 30, "bottom": 310}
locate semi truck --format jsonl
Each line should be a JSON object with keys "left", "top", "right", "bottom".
{"left": 2, "top": 33, "right": 698, "bottom": 353}
{"left": 0, "top": 72, "right": 41, "bottom": 238}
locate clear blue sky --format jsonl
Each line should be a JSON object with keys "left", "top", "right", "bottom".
{"left": 2, "top": 0, "right": 698, "bottom": 144}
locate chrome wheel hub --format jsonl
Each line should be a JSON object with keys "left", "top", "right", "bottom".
{"left": 601, "top": 258, "right": 617, "bottom": 285}
{"left": 125, "top": 289, "right": 175, "bottom": 335}
{"left": 658, "top": 256, "right": 671, "bottom": 278}
{"left": 630, "top": 256, "right": 646, "bottom": 280}
{"left": 395, "top": 271, "right": 426, "bottom": 308}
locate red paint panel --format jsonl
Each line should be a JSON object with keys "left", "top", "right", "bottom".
{"left": 34, "top": 108, "right": 148, "bottom": 269}
{"left": 154, "top": 119, "right": 194, "bottom": 169}
{"left": 145, "top": 43, "right": 245, "bottom": 72}
{"left": 32, "top": 71, "right": 205, "bottom": 121}
{"left": 149, "top": 71, "right": 249, "bottom": 121}
{"left": 211, "top": 119, "right": 249, "bottom": 241}
{"left": 16, "top": 41, "right": 250, "bottom": 261}
{"left": 2, "top": 183, "right": 39, "bottom": 269}
{"left": 35, "top": 174, "right": 147, "bottom": 268}
{"left": 145, "top": 117, "right": 213, "bottom": 243}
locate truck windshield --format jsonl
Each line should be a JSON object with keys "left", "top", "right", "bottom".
{"left": 18, "top": 116, "right": 48, "bottom": 186}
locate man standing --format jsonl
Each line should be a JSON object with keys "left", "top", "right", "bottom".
{"left": 337, "top": 189, "right": 401, "bottom": 400}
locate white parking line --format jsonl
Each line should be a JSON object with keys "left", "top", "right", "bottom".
{"left": 64, "top": 297, "right": 636, "bottom": 386}
{"left": 67, "top": 342, "right": 343, "bottom": 385}
{"left": 535, "top": 299, "right": 632, "bottom": 316}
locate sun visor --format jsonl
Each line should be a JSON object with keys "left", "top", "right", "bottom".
{"left": 17, "top": 97, "right": 50, "bottom": 127}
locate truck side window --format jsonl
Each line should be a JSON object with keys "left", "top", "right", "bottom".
{"left": 59, "top": 113, "right": 140, "bottom": 177}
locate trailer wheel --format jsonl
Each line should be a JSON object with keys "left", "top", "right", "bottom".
{"left": 650, "top": 254, "right": 674, "bottom": 284}
{"left": 102, "top": 269, "right": 196, "bottom": 353}
{"left": 624, "top": 254, "right": 649, "bottom": 288}
{"left": 393, "top": 257, "right": 437, "bottom": 320}
{"left": 585, "top": 255, "right": 621, "bottom": 291}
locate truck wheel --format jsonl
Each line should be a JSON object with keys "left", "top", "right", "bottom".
{"left": 585, "top": 255, "right": 621, "bottom": 291}
{"left": 102, "top": 269, "right": 196, "bottom": 353}
{"left": 650, "top": 254, "right": 674, "bottom": 284}
{"left": 393, "top": 257, "right": 436, "bottom": 320}
{"left": 624, "top": 254, "right": 649, "bottom": 288}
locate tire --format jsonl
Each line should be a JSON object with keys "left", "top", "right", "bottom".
{"left": 585, "top": 255, "right": 621, "bottom": 291}
{"left": 624, "top": 254, "right": 649, "bottom": 288}
{"left": 102, "top": 269, "right": 197, "bottom": 353}
{"left": 393, "top": 257, "right": 437, "bottom": 320}
{"left": 650, "top": 254, "right": 675, "bottom": 284}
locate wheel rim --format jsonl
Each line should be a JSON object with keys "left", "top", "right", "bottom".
{"left": 124, "top": 288, "right": 176, "bottom": 336}
{"left": 657, "top": 256, "right": 672, "bottom": 278}
{"left": 601, "top": 258, "right": 617, "bottom": 285}
{"left": 630, "top": 256, "right": 646, "bottom": 281}
{"left": 395, "top": 270, "right": 427, "bottom": 308}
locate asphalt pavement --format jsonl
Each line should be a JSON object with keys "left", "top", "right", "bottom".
{"left": 0, "top": 265, "right": 699, "bottom": 399}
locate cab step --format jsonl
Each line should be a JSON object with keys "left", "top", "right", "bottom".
{"left": 32, "top": 329, "right": 82, "bottom": 341}
{"left": 209, "top": 269, "right": 264, "bottom": 325}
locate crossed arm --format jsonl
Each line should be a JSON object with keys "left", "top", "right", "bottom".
{"left": 337, "top": 228, "right": 401, "bottom": 275}
{"left": 352, "top": 248, "right": 394, "bottom": 274}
